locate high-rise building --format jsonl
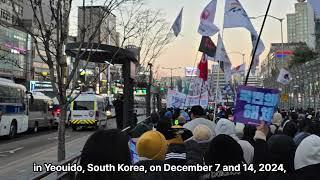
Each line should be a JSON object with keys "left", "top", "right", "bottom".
{"left": 287, "top": 1, "right": 316, "bottom": 49}
{"left": 315, "top": 18, "right": 320, "bottom": 50}
{"left": 78, "top": 6, "right": 118, "bottom": 46}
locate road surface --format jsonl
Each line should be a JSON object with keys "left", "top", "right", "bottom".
{"left": 0, "top": 115, "right": 146, "bottom": 180}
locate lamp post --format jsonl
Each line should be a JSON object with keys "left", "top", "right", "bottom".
{"left": 162, "top": 67, "right": 183, "bottom": 90}
{"left": 228, "top": 51, "right": 246, "bottom": 84}
{"left": 250, "top": 15, "right": 285, "bottom": 67}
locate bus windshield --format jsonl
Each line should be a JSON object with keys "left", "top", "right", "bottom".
{"left": 73, "top": 101, "right": 94, "bottom": 110}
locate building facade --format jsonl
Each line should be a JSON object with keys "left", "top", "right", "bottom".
{"left": 0, "top": 0, "right": 33, "bottom": 84}
{"left": 260, "top": 42, "right": 307, "bottom": 81}
{"left": 287, "top": 1, "right": 316, "bottom": 49}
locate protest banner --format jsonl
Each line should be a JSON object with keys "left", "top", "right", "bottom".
{"left": 166, "top": 89, "right": 186, "bottom": 109}
{"left": 234, "top": 85, "right": 280, "bottom": 125}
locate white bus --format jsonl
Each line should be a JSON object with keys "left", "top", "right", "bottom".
{"left": 69, "top": 89, "right": 108, "bottom": 130}
{"left": 0, "top": 78, "right": 28, "bottom": 138}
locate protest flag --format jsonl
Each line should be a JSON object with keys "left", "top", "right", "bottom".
{"left": 198, "top": 53, "right": 208, "bottom": 81}
{"left": 223, "top": 0, "right": 265, "bottom": 73}
{"left": 198, "top": 0, "right": 220, "bottom": 36}
{"left": 172, "top": 8, "right": 183, "bottom": 37}
{"left": 232, "top": 63, "right": 245, "bottom": 75}
{"left": 215, "top": 34, "right": 232, "bottom": 82}
{"left": 277, "top": 68, "right": 291, "bottom": 85}
{"left": 199, "top": 36, "right": 217, "bottom": 58}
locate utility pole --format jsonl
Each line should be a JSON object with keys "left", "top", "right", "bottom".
{"left": 146, "top": 63, "right": 152, "bottom": 117}
{"left": 162, "top": 67, "right": 182, "bottom": 90}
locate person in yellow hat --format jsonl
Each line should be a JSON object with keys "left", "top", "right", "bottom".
{"left": 136, "top": 131, "right": 168, "bottom": 161}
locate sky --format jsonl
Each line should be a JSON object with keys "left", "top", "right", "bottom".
{"left": 70, "top": 0, "right": 299, "bottom": 77}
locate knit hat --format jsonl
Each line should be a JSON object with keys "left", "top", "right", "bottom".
{"left": 136, "top": 131, "right": 168, "bottom": 161}
{"left": 294, "top": 135, "right": 320, "bottom": 170}
{"left": 193, "top": 124, "right": 214, "bottom": 143}
{"left": 205, "top": 134, "right": 244, "bottom": 166}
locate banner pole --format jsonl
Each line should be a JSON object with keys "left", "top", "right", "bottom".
{"left": 245, "top": 0, "right": 273, "bottom": 85}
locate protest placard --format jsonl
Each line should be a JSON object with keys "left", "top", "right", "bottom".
{"left": 234, "top": 86, "right": 280, "bottom": 125}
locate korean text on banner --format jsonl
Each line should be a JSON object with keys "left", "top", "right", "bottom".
{"left": 234, "top": 86, "right": 280, "bottom": 125}
{"left": 166, "top": 89, "right": 186, "bottom": 109}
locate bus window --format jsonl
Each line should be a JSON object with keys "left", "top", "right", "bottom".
{"left": 73, "top": 101, "right": 94, "bottom": 110}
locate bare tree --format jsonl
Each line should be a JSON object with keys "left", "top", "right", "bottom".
{"left": 106, "top": 0, "right": 174, "bottom": 73}
{"left": 7, "top": 0, "right": 137, "bottom": 161}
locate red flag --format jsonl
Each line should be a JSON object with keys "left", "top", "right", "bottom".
{"left": 198, "top": 53, "right": 208, "bottom": 81}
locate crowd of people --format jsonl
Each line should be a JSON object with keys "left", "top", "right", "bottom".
{"left": 76, "top": 105, "right": 320, "bottom": 180}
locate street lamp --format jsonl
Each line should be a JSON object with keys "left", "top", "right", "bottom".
{"left": 250, "top": 15, "right": 285, "bottom": 66}
{"left": 162, "top": 67, "right": 183, "bottom": 90}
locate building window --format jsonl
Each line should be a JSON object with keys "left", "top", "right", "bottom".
{"left": 0, "top": 9, "right": 11, "bottom": 21}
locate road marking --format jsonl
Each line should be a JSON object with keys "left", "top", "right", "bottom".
{"left": 0, "top": 147, "right": 24, "bottom": 154}
{"left": 0, "top": 134, "right": 90, "bottom": 173}
{"left": 48, "top": 135, "right": 70, "bottom": 140}
{"left": 0, "top": 154, "right": 7, "bottom": 157}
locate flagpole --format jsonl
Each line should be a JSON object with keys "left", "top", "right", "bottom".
{"left": 245, "top": 0, "right": 273, "bottom": 85}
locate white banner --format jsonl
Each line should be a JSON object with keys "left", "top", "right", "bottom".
{"left": 166, "top": 89, "right": 186, "bottom": 109}
{"left": 223, "top": 0, "right": 265, "bottom": 73}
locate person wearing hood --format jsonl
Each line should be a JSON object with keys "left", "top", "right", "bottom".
{"left": 294, "top": 134, "right": 320, "bottom": 180}
{"left": 266, "top": 135, "right": 296, "bottom": 180}
{"left": 189, "top": 124, "right": 215, "bottom": 158}
{"left": 183, "top": 105, "right": 215, "bottom": 133}
{"left": 77, "top": 129, "right": 132, "bottom": 180}
{"left": 235, "top": 123, "right": 245, "bottom": 139}
{"left": 270, "top": 112, "right": 282, "bottom": 134}
{"left": 214, "top": 118, "right": 254, "bottom": 164}
{"left": 202, "top": 134, "right": 249, "bottom": 180}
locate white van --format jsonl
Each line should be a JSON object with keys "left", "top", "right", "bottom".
{"left": 28, "top": 92, "right": 55, "bottom": 132}
{"left": 69, "top": 91, "right": 108, "bottom": 130}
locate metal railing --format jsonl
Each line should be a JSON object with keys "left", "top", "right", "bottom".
{"left": 31, "top": 114, "right": 149, "bottom": 180}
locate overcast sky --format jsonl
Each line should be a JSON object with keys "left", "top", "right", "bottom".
{"left": 70, "top": 0, "right": 301, "bottom": 77}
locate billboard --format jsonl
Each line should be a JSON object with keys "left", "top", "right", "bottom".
{"left": 185, "top": 67, "right": 198, "bottom": 77}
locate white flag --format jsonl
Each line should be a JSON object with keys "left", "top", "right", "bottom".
{"left": 277, "top": 68, "right": 291, "bottom": 85}
{"left": 232, "top": 63, "right": 245, "bottom": 75}
{"left": 198, "top": 0, "right": 220, "bottom": 36}
{"left": 215, "top": 35, "right": 232, "bottom": 82}
{"left": 172, "top": 8, "right": 183, "bottom": 37}
{"left": 223, "top": 0, "right": 265, "bottom": 73}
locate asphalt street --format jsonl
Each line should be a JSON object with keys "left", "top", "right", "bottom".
{"left": 0, "top": 114, "right": 146, "bottom": 180}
